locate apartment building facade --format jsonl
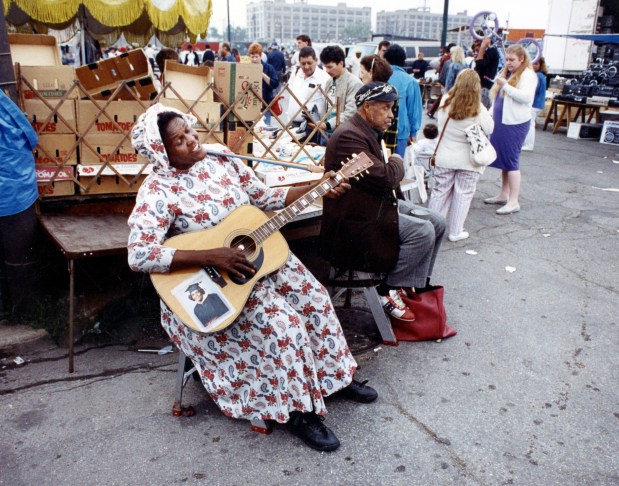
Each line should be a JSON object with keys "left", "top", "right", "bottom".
{"left": 247, "top": 0, "right": 371, "bottom": 43}
{"left": 376, "top": 8, "right": 472, "bottom": 45}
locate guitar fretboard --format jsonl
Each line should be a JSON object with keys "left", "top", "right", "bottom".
{"left": 252, "top": 174, "right": 341, "bottom": 244}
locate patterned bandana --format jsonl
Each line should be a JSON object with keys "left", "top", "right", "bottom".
{"left": 354, "top": 82, "right": 399, "bottom": 107}
{"left": 131, "top": 103, "right": 197, "bottom": 175}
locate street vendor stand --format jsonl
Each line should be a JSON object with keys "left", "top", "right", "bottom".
{"left": 543, "top": 98, "right": 602, "bottom": 134}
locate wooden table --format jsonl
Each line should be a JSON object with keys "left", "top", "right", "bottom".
{"left": 38, "top": 213, "right": 130, "bottom": 372}
{"left": 543, "top": 99, "right": 602, "bottom": 134}
{"left": 38, "top": 208, "right": 324, "bottom": 372}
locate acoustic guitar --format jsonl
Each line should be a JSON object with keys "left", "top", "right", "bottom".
{"left": 150, "top": 152, "right": 372, "bottom": 334}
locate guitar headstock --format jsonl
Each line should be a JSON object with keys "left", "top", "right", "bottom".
{"left": 338, "top": 152, "right": 373, "bottom": 179}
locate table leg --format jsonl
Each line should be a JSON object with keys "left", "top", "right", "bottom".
{"left": 543, "top": 100, "right": 556, "bottom": 131}
{"left": 553, "top": 104, "right": 569, "bottom": 134}
{"left": 586, "top": 108, "right": 599, "bottom": 124}
{"left": 69, "top": 258, "right": 75, "bottom": 373}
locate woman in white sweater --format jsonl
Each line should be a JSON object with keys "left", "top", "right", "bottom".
{"left": 428, "top": 69, "right": 494, "bottom": 242}
{"left": 484, "top": 44, "right": 537, "bottom": 214}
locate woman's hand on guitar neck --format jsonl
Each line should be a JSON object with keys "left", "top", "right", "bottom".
{"left": 171, "top": 248, "right": 257, "bottom": 280}
{"left": 284, "top": 171, "right": 350, "bottom": 205}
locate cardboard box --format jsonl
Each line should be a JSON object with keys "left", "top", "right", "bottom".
{"left": 36, "top": 165, "right": 75, "bottom": 197}
{"left": 254, "top": 165, "right": 323, "bottom": 187}
{"left": 77, "top": 100, "right": 144, "bottom": 135}
{"left": 567, "top": 122, "right": 603, "bottom": 139}
{"left": 163, "top": 62, "right": 213, "bottom": 102}
{"left": 213, "top": 61, "right": 262, "bottom": 121}
{"left": 600, "top": 120, "right": 619, "bottom": 145}
{"left": 159, "top": 99, "right": 223, "bottom": 131}
{"left": 76, "top": 49, "right": 156, "bottom": 101}
{"left": 79, "top": 133, "right": 145, "bottom": 165}
{"left": 224, "top": 121, "right": 253, "bottom": 156}
{"left": 24, "top": 99, "right": 77, "bottom": 134}
{"left": 34, "top": 134, "right": 78, "bottom": 165}
{"left": 9, "top": 34, "right": 61, "bottom": 66}
{"left": 77, "top": 163, "right": 152, "bottom": 194}
{"left": 19, "top": 66, "right": 77, "bottom": 99}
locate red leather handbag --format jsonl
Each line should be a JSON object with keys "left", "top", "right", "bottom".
{"left": 392, "top": 286, "right": 457, "bottom": 342}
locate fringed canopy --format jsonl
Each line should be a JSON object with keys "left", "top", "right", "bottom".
{"left": 5, "top": 0, "right": 212, "bottom": 47}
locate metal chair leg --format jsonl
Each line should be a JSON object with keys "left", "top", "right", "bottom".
{"left": 358, "top": 272, "right": 398, "bottom": 346}
{"left": 172, "top": 350, "right": 272, "bottom": 433}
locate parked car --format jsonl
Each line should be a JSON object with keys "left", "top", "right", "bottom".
{"left": 345, "top": 40, "right": 442, "bottom": 75}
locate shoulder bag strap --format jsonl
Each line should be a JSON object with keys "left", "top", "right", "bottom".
{"left": 429, "top": 115, "right": 450, "bottom": 167}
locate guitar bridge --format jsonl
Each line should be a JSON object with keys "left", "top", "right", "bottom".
{"left": 203, "top": 266, "right": 227, "bottom": 288}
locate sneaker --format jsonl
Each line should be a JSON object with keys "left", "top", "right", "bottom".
{"left": 286, "top": 411, "right": 340, "bottom": 452}
{"left": 448, "top": 231, "right": 469, "bottom": 242}
{"left": 380, "top": 289, "right": 416, "bottom": 322}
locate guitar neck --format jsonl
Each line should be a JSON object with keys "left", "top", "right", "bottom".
{"left": 252, "top": 175, "right": 340, "bottom": 243}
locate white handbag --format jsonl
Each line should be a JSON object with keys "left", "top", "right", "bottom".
{"left": 464, "top": 123, "right": 497, "bottom": 167}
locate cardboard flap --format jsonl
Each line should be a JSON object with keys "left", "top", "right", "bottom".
{"left": 78, "top": 163, "right": 153, "bottom": 176}
{"left": 9, "top": 33, "right": 61, "bottom": 66}
{"left": 36, "top": 165, "right": 74, "bottom": 182}
{"left": 163, "top": 61, "right": 213, "bottom": 102}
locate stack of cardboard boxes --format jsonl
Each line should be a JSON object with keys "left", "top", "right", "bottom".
{"left": 11, "top": 34, "right": 78, "bottom": 197}
{"left": 10, "top": 33, "right": 304, "bottom": 197}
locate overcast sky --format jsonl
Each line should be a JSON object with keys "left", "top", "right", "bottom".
{"left": 209, "top": 0, "right": 550, "bottom": 33}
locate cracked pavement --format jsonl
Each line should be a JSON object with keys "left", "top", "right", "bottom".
{"left": 1, "top": 124, "right": 618, "bottom": 485}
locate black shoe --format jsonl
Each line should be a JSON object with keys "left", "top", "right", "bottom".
{"left": 286, "top": 411, "right": 340, "bottom": 452}
{"left": 336, "top": 380, "right": 378, "bottom": 403}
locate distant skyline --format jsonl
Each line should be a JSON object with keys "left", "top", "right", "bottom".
{"left": 210, "top": 0, "right": 550, "bottom": 34}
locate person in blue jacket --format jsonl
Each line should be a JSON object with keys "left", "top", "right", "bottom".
{"left": 522, "top": 57, "right": 547, "bottom": 151}
{"left": 249, "top": 42, "right": 280, "bottom": 126}
{"left": 383, "top": 44, "right": 423, "bottom": 157}
{"left": 0, "top": 90, "right": 39, "bottom": 317}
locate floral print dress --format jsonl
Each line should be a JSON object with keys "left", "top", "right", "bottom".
{"left": 127, "top": 108, "right": 356, "bottom": 423}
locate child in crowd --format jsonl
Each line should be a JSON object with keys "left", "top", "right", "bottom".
{"left": 413, "top": 122, "right": 439, "bottom": 191}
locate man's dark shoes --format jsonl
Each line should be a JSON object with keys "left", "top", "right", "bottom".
{"left": 336, "top": 380, "right": 378, "bottom": 403}
{"left": 286, "top": 411, "right": 340, "bottom": 452}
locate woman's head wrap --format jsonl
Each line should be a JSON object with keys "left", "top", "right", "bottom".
{"left": 131, "top": 103, "right": 197, "bottom": 174}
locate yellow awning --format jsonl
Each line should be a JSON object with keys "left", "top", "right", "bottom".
{"left": 5, "top": 0, "right": 212, "bottom": 38}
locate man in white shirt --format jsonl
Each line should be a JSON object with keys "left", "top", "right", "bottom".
{"left": 347, "top": 50, "right": 361, "bottom": 79}
{"left": 291, "top": 34, "right": 311, "bottom": 70}
{"left": 285, "top": 46, "right": 330, "bottom": 142}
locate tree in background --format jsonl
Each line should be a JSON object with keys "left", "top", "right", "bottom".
{"left": 341, "top": 22, "right": 372, "bottom": 44}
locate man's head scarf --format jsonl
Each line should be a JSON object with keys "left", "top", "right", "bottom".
{"left": 354, "top": 82, "right": 399, "bottom": 107}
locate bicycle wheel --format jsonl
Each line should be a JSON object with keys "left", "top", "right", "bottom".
{"left": 517, "top": 38, "right": 542, "bottom": 64}
{"left": 470, "top": 11, "right": 500, "bottom": 40}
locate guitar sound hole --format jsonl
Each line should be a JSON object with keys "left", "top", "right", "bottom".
{"left": 230, "top": 234, "right": 257, "bottom": 257}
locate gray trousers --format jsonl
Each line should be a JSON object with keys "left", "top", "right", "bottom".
{"left": 384, "top": 200, "right": 446, "bottom": 289}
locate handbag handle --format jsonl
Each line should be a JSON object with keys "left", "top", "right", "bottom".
{"left": 429, "top": 115, "right": 450, "bottom": 168}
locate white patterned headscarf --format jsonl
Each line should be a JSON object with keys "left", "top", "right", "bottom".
{"left": 131, "top": 103, "right": 197, "bottom": 175}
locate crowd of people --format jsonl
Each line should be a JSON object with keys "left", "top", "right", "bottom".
{"left": 123, "top": 32, "right": 545, "bottom": 453}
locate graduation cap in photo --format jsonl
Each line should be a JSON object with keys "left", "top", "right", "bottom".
{"left": 185, "top": 283, "right": 205, "bottom": 294}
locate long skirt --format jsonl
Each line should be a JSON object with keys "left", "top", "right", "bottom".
{"left": 161, "top": 253, "right": 357, "bottom": 424}
{"left": 489, "top": 94, "right": 529, "bottom": 171}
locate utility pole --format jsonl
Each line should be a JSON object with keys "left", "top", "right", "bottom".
{"left": 227, "top": 0, "right": 231, "bottom": 43}
{"left": 0, "top": 0, "right": 18, "bottom": 103}
{"left": 441, "top": 0, "right": 449, "bottom": 47}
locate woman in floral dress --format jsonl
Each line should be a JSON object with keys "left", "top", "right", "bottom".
{"left": 127, "top": 104, "right": 377, "bottom": 452}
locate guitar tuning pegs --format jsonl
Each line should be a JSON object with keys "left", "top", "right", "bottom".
{"left": 341, "top": 161, "right": 345, "bottom": 166}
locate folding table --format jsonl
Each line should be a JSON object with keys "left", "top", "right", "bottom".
{"left": 38, "top": 213, "right": 129, "bottom": 372}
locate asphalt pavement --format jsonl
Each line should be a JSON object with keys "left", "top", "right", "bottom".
{"left": 1, "top": 122, "right": 618, "bottom": 485}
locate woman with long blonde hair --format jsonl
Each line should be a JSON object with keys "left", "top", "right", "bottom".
{"left": 428, "top": 69, "right": 494, "bottom": 242}
{"left": 484, "top": 44, "right": 537, "bottom": 214}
